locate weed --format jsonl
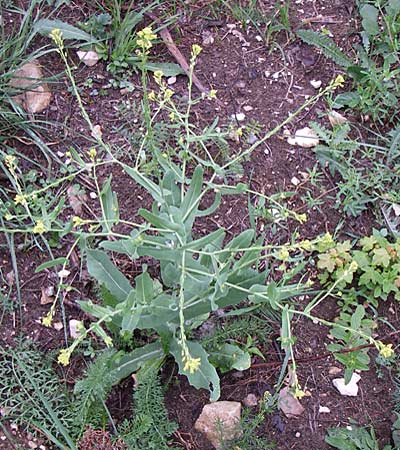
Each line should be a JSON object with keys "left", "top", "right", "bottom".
{"left": 298, "top": 1, "right": 400, "bottom": 124}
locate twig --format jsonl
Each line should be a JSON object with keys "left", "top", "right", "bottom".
{"left": 145, "top": 12, "right": 210, "bottom": 95}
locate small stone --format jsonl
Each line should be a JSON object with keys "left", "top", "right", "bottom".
{"left": 278, "top": 387, "right": 304, "bottom": 418}
{"left": 69, "top": 319, "right": 82, "bottom": 339}
{"left": 333, "top": 373, "right": 361, "bottom": 396}
{"left": 28, "top": 441, "right": 38, "bottom": 449}
{"left": 242, "top": 393, "right": 258, "bottom": 407}
{"left": 89, "top": 192, "right": 97, "bottom": 199}
{"left": 194, "top": 401, "right": 242, "bottom": 449}
{"left": 246, "top": 133, "right": 257, "bottom": 145}
{"left": 10, "top": 62, "right": 51, "bottom": 113}
{"left": 310, "top": 79, "right": 322, "bottom": 89}
{"left": 328, "top": 366, "right": 342, "bottom": 375}
{"left": 243, "top": 105, "right": 253, "bottom": 112}
{"left": 287, "top": 127, "right": 319, "bottom": 148}
{"left": 91, "top": 124, "right": 102, "bottom": 140}
{"left": 76, "top": 50, "right": 99, "bottom": 67}
{"left": 231, "top": 113, "right": 245, "bottom": 122}
{"left": 167, "top": 76, "right": 176, "bottom": 85}
{"left": 53, "top": 322, "right": 63, "bottom": 331}
{"left": 291, "top": 176, "right": 301, "bottom": 186}
{"left": 295, "top": 432, "right": 301, "bottom": 438}
{"left": 255, "top": 35, "right": 263, "bottom": 42}
{"left": 40, "top": 286, "right": 54, "bottom": 305}
{"left": 202, "top": 30, "right": 214, "bottom": 45}
{"left": 57, "top": 269, "right": 70, "bottom": 278}
{"left": 319, "top": 406, "right": 331, "bottom": 413}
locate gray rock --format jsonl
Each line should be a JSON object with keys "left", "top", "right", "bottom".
{"left": 194, "top": 401, "right": 242, "bottom": 449}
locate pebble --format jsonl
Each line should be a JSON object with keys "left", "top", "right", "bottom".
{"left": 246, "top": 133, "right": 258, "bottom": 145}
{"left": 232, "top": 113, "right": 246, "bottom": 122}
{"left": 28, "top": 441, "right": 38, "bottom": 449}
{"left": 242, "top": 393, "right": 258, "bottom": 407}
{"left": 328, "top": 366, "right": 342, "bottom": 375}
{"left": 291, "top": 176, "right": 301, "bottom": 186}
{"left": 89, "top": 192, "right": 97, "bottom": 199}
{"left": 333, "top": 373, "right": 361, "bottom": 396}
{"left": 167, "top": 76, "right": 176, "bottom": 85}
{"left": 295, "top": 432, "right": 301, "bottom": 438}
{"left": 243, "top": 105, "right": 253, "bottom": 112}
{"left": 319, "top": 406, "right": 331, "bottom": 413}
{"left": 310, "top": 79, "right": 322, "bottom": 89}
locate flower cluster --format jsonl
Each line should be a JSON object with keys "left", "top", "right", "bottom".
{"left": 137, "top": 26, "right": 157, "bottom": 54}
{"left": 49, "top": 28, "right": 64, "bottom": 51}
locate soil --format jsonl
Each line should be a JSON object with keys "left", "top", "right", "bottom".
{"left": 1, "top": 1, "right": 399, "bottom": 450}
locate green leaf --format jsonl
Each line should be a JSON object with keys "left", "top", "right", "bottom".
{"left": 170, "top": 339, "right": 220, "bottom": 401}
{"left": 360, "top": 5, "right": 379, "bottom": 36}
{"left": 181, "top": 166, "right": 203, "bottom": 221}
{"left": 139, "top": 209, "right": 182, "bottom": 232}
{"left": 100, "top": 238, "right": 139, "bottom": 257}
{"left": 35, "top": 257, "right": 68, "bottom": 273}
{"left": 297, "top": 29, "right": 352, "bottom": 68}
{"left": 100, "top": 175, "right": 119, "bottom": 231}
{"left": 123, "top": 165, "right": 164, "bottom": 204}
{"left": 144, "top": 62, "right": 186, "bottom": 77}
{"left": 317, "top": 253, "right": 336, "bottom": 273}
{"left": 111, "top": 342, "right": 165, "bottom": 382}
{"left": 135, "top": 270, "right": 154, "bottom": 304}
{"left": 350, "top": 305, "right": 365, "bottom": 330}
{"left": 87, "top": 249, "right": 132, "bottom": 302}
{"left": 120, "top": 290, "right": 143, "bottom": 333}
{"left": 34, "top": 19, "right": 97, "bottom": 43}
{"left": 372, "top": 248, "right": 390, "bottom": 267}
{"left": 209, "top": 343, "right": 251, "bottom": 373}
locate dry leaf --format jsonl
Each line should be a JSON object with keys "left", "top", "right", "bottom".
{"left": 40, "top": 286, "right": 54, "bottom": 305}
{"left": 10, "top": 62, "right": 51, "bottom": 113}
{"left": 67, "top": 185, "right": 87, "bottom": 215}
{"left": 328, "top": 110, "right": 347, "bottom": 127}
{"left": 91, "top": 125, "right": 102, "bottom": 140}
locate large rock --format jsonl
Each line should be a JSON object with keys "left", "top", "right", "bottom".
{"left": 10, "top": 61, "right": 51, "bottom": 113}
{"left": 194, "top": 401, "right": 242, "bottom": 449}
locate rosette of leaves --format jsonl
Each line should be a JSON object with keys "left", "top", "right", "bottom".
{"left": 80, "top": 165, "right": 307, "bottom": 400}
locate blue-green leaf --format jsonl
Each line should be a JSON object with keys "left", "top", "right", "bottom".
{"left": 87, "top": 249, "right": 132, "bottom": 302}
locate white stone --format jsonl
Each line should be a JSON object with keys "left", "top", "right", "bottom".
{"left": 291, "top": 176, "right": 301, "bottom": 186}
{"left": 53, "top": 322, "right": 63, "bottom": 331}
{"left": 333, "top": 373, "right": 361, "bottom": 396}
{"left": 242, "top": 393, "right": 258, "bottom": 407}
{"left": 319, "top": 406, "right": 331, "bottom": 413}
{"left": 57, "top": 269, "right": 70, "bottom": 278}
{"left": 167, "top": 76, "right": 176, "bottom": 85}
{"left": 69, "top": 319, "right": 82, "bottom": 339}
{"left": 194, "top": 401, "right": 242, "bottom": 449}
{"left": 310, "top": 79, "right": 322, "bottom": 89}
{"left": 231, "top": 113, "right": 246, "bottom": 122}
{"left": 287, "top": 127, "right": 319, "bottom": 148}
{"left": 76, "top": 50, "right": 99, "bottom": 67}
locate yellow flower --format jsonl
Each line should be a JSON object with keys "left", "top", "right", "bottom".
{"left": 377, "top": 342, "right": 394, "bottom": 359}
{"left": 298, "top": 239, "right": 312, "bottom": 251}
{"left": 57, "top": 348, "right": 72, "bottom": 366}
{"left": 33, "top": 219, "right": 47, "bottom": 235}
{"left": 183, "top": 356, "right": 201, "bottom": 374}
{"left": 137, "top": 26, "right": 157, "bottom": 52}
{"left": 104, "top": 336, "right": 113, "bottom": 347}
{"left": 294, "top": 213, "right": 307, "bottom": 223}
{"left": 88, "top": 148, "right": 97, "bottom": 160}
{"left": 72, "top": 216, "right": 83, "bottom": 227}
{"left": 329, "top": 74, "right": 345, "bottom": 90}
{"left": 208, "top": 89, "right": 217, "bottom": 99}
{"left": 191, "top": 44, "right": 202, "bottom": 58}
{"left": 4, "top": 155, "right": 16, "bottom": 169}
{"left": 153, "top": 70, "right": 164, "bottom": 84}
{"left": 235, "top": 127, "right": 243, "bottom": 136}
{"left": 278, "top": 248, "right": 290, "bottom": 261}
{"left": 42, "top": 313, "right": 53, "bottom": 327}
{"left": 49, "top": 28, "right": 64, "bottom": 49}
{"left": 164, "top": 88, "right": 174, "bottom": 100}
{"left": 293, "top": 387, "right": 306, "bottom": 399}
{"left": 169, "top": 111, "right": 175, "bottom": 122}
{"left": 148, "top": 90, "right": 156, "bottom": 101}
{"left": 14, "top": 194, "right": 27, "bottom": 206}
